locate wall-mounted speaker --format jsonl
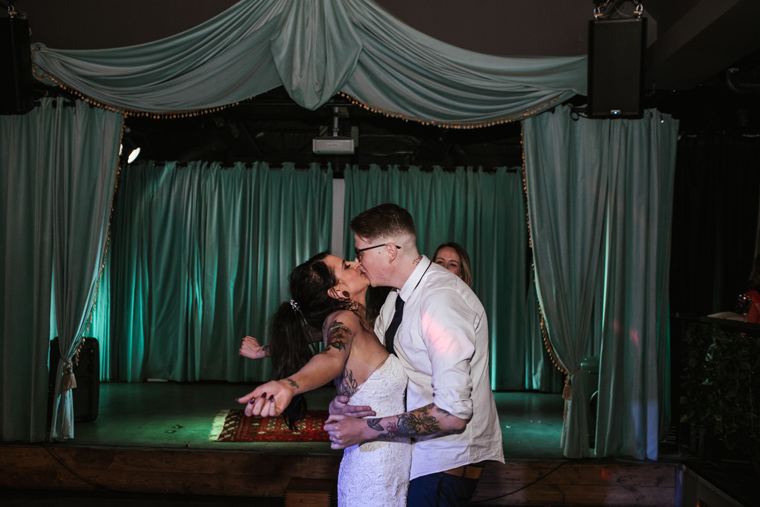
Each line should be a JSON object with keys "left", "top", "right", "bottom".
{"left": 587, "top": 18, "right": 647, "bottom": 119}
{"left": 0, "top": 16, "right": 35, "bottom": 115}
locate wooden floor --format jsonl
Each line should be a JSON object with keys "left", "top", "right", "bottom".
{"left": 1, "top": 444, "right": 681, "bottom": 506}
{"left": 0, "top": 382, "right": 742, "bottom": 506}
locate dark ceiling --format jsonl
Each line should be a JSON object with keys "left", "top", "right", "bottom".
{"left": 12, "top": 0, "right": 760, "bottom": 168}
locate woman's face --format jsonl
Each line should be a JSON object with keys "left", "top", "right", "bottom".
{"left": 434, "top": 247, "right": 463, "bottom": 279}
{"left": 323, "top": 254, "right": 369, "bottom": 301}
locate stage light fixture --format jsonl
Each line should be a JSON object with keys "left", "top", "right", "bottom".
{"left": 127, "top": 146, "right": 141, "bottom": 163}
{"left": 120, "top": 138, "right": 141, "bottom": 164}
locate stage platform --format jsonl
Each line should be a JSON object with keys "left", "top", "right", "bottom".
{"left": 0, "top": 382, "right": 753, "bottom": 506}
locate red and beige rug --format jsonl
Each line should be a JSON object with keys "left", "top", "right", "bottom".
{"left": 209, "top": 409, "right": 331, "bottom": 442}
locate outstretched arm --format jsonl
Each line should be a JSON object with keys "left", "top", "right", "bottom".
{"left": 239, "top": 336, "right": 270, "bottom": 359}
{"left": 324, "top": 402, "right": 466, "bottom": 449}
{"left": 237, "top": 312, "right": 356, "bottom": 417}
{"left": 239, "top": 329, "right": 323, "bottom": 360}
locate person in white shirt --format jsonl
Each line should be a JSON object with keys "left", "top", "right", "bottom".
{"left": 325, "top": 203, "right": 504, "bottom": 507}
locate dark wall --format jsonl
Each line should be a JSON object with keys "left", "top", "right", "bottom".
{"left": 670, "top": 135, "right": 760, "bottom": 316}
{"left": 22, "top": 0, "right": 239, "bottom": 49}
{"left": 20, "top": 0, "right": 589, "bottom": 54}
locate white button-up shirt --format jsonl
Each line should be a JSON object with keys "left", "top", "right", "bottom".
{"left": 375, "top": 257, "right": 505, "bottom": 479}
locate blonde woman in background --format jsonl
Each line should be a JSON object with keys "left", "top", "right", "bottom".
{"left": 432, "top": 242, "right": 472, "bottom": 287}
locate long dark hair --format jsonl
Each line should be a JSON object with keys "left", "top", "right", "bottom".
{"left": 366, "top": 286, "right": 392, "bottom": 326}
{"left": 268, "top": 252, "right": 351, "bottom": 428}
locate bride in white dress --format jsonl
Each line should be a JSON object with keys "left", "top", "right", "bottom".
{"left": 237, "top": 252, "right": 411, "bottom": 506}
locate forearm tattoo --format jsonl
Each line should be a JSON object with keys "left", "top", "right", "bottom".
{"left": 284, "top": 378, "right": 299, "bottom": 389}
{"left": 261, "top": 344, "right": 270, "bottom": 357}
{"left": 368, "top": 403, "right": 451, "bottom": 439}
{"left": 334, "top": 367, "right": 358, "bottom": 397}
{"left": 323, "top": 321, "right": 349, "bottom": 352}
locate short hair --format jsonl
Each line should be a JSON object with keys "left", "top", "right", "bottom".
{"left": 350, "top": 203, "right": 416, "bottom": 242}
{"left": 433, "top": 242, "right": 473, "bottom": 287}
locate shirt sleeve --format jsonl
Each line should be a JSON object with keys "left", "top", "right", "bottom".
{"left": 419, "top": 288, "right": 478, "bottom": 420}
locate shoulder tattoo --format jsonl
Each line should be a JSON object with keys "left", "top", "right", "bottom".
{"left": 323, "top": 320, "right": 349, "bottom": 352}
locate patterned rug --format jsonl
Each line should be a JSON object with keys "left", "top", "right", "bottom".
{"left": 209, "top": 409, "right": 331, "bottom": 442}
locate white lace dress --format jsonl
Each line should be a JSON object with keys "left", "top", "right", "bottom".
{"left": 337, "top": 354, "right": 412, "bottom": 507}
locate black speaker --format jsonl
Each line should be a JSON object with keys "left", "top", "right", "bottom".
{"left": 0, "top": 15, "right": 35, "bottom": 115}
{"left": 49, "top": 337, "right": 101, "bottom": 423}
{"left": 588, "top": 18, "right": 647, "bottom": 119}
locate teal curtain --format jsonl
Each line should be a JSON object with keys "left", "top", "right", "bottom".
{"left": 342, "top": 165, "right": 557, "bottom": 391}
{"left": 50, "top": 248, "right": 113, "bottom": 382}
{"left": 31, "top": 0, "right": 585, "bottom": 123}
{"left": 523, "top": 106, "right": 678, "bottom": 459}
{"left": 1, "top": 106, "right": 54, "bottom": 442}
{"left": 111, "top": 161, "right": 332, "bottom": 382}
{"left": 596, "top": 112, "right": 677, "bottom": 460}
{"left": 87, "top": 248, "right": 112, "bottom": 381}
{"left": 0, "top": 98, "right": 121, "bottom": 442}
{"left": 49, "top": 100, "right": 122, "bottom": 441}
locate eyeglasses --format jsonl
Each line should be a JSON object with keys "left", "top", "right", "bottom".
{"left": 354, "top": 243, "right": 400, "bottom": 261}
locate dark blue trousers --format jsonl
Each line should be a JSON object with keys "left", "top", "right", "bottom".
{"left": 406, "top": 472, "right": 480, "bottom": 507}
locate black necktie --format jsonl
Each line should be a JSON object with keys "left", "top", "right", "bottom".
{"left": 384, "top": 295, "right": 405, "bottom": 355}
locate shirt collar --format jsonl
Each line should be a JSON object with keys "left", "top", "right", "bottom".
{"left": 398, "top": 255, "right": 432, "bottom": 302}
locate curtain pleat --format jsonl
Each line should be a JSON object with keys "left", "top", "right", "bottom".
{"left": 88, "top": 249, "right": 111, "bottom": 380}
{"left": 110, "top": 161, "right": 332, "bottom": 382}
{"left": 524, "top": 109, "right": 610, "bottom": 458}
{"left": 595, "top": 112, "right": 678, "bottom": 459}
{"left": 523, "top": 106, "right": 678, "bottom": 459}
{"left": 1, "top": 106, "right": 54, "bottom": 442}
{"left": 49, "top": 99, "right": 122, "bottom": 440}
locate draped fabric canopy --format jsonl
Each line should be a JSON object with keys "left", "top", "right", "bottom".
{"left": 31, "top": 0, "right": 586, "bottom": 124}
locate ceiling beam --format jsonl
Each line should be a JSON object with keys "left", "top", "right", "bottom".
{"left": 645, "top": 0, "right": 760, "bottom": 90}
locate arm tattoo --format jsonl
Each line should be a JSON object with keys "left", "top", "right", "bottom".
{"left": 323, "top": 320, "right": 349, "bottom": 352}
{"left": 334, "top": 367, "right": 358, "bottom": 397}
{"left": 284, "top": 378, "right": 299, "bottom": 389}
{"left": 261, "top": 344, "right": 270, "bottom": 357}
{"left": 367, "top": 403, "right": 448, "bottom": 439}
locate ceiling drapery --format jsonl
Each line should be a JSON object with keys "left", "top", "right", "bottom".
{"left": 31, "top": 0, "right": 586, "bottom": 126}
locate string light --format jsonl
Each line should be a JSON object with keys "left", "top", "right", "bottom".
{"left": 338, "top": 91, "right": 560, "bottom": 129}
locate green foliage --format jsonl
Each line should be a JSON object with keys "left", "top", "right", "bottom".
{"left": 681, "top": 322, "right": 760, "bottom": 461}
